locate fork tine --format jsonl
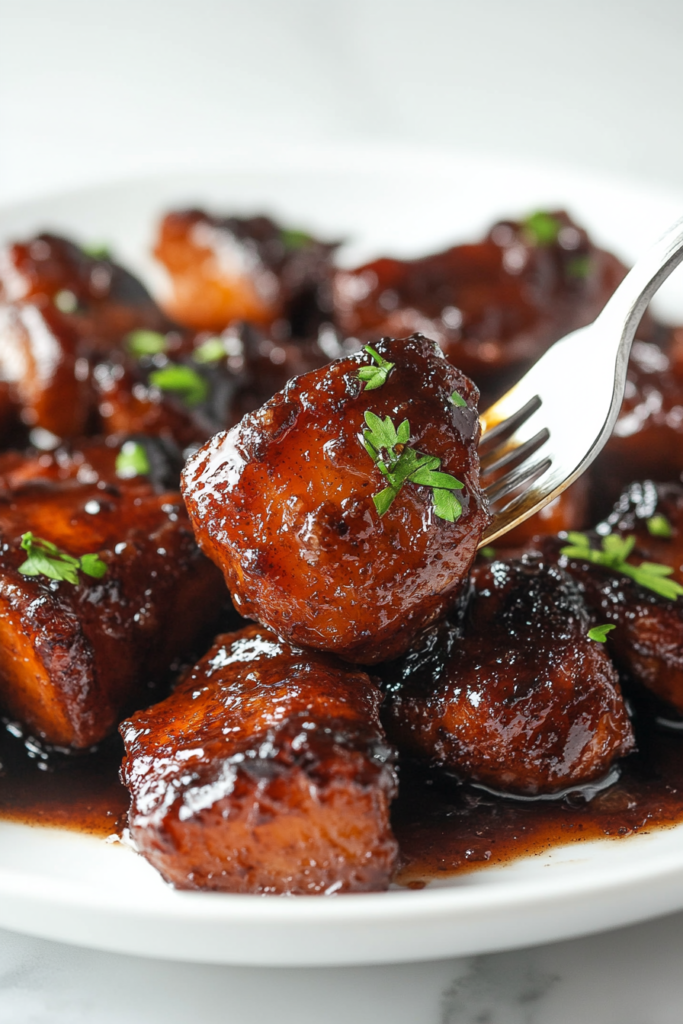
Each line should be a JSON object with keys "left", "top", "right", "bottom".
{"left": 479, "top": 427, "right": 550, "bottom": 479}
{"left": 478, "top": 395, "right": 542, "bottom": 452}
{"left": 485, "top": 456, "right": 553, "bottom": 505}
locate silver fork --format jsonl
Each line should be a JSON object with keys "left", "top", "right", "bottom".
{"left": 478, "top": 216, "right": 683, "bottom": 546}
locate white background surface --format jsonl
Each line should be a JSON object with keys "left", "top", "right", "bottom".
{"left": 2, "top": 0, "right": 683, "bottom": 1020}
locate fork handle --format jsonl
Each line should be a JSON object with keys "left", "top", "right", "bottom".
{"left": 597, "top": 215, "right": 683, "bottom": 357}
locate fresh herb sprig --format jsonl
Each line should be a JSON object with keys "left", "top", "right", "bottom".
{"left": 125, "top": 330, "right": 168, "bottom": 358}
{"left": 149, "top": 364, "right": 208, "bottom": 407}
{"left": 116, "top": 441, "right": 150, "bottom": 479}
{"left": 522, "top": 211, "right": 561, "bottom": 247}
{"left": 647, "top": 513, "right": 673, "bottom": 539}
{"left": 193, "top": 337, "right": 226, "bottom": 364}
{"left": 18, "top": 532, "right": 107, "bottom": 586}
{"left": 449, "top": 390, "right": 467, "bottom": 408}
{"left": 357, "top": 346, "right": 395, "bottom": 392}
{"left": 588, "top": 623, "right": 616, "bottom": 643}
{"left": 361, "top": 411, "right": 464, "bottom": 521}
{"left": 560, "top": 531, "right": 683, "bottom": 601}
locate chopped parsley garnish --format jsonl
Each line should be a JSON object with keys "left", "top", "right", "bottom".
{"left": 560, "top": 531, "right": 683, "bottom": 601}
{"left": 280, "top": 228, "right": 312, "bottom": 251}
{"left": 149, "top": 364, "right": 208, "bottom": 407}
{"left": 125, "top": 330, "right": 168, "bottom": 358}
{"left": 193, "top": 337, "right": 226, "bottom": 364}
{"left": 357, "top": 346, "right": 395, "bottom": 391}
{"left": 522, "top": 211, "right": 561, "bottom": 247}
{"left": 82, "top": 243, "right": 112, "bottom": 260}
{"left": 567, "top": 254, "right": 591, "bottom": 279}
{"left": 115, "top": 441, "right": 150, "bottom": 479}
{"left": 18, "top": 532, "right": 107, "bottom": 586}
{"left": 54, "top": 289, "right": 78, "bottom": 314}
{"left": 480, "top": 546, "right": 496, "bottom": 558}
{"left": 647, "top": 513, "right": 673, "bottom": 539}
{"left": 449, "top": 390, "right": 467, "bottom": 408}
{"left": 588, "top": 623, "right": 616, "bottom": 643}
{"left": 361, "top": 411, "right": 464, "bottom": 521}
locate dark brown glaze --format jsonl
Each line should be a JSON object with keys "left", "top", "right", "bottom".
{"left": 120, "top": 624, "right": 398, "bottom": 894}
{"left": 0, "top": 234, "right": 171, "bottom": 439}
{"left": 154, "top": 210, "right": 337, "bottom": 333}
{"left": 333, "top": 212, "right": 627, "bottom": 382}
{"left": 182, "top": 334, "right": 490, "bottom": 663}
{"left": 591, "top": 337, "right": 683, "bottom": 516}
{"left": 542, "top": 481, "right": 683, "bottom": 713}
{"left": 0, "top": 440, "right": 225, "bottom": 748}
{"left": 382, "top": 557, "right": 634, "bottom": 795}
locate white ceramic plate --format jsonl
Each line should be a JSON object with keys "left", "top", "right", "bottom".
{"left": 1, "top": 148, "right": 683, "bottom": 967}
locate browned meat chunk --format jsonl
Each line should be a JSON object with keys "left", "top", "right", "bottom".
{"left": 591, "top": 336, "right": 683, "bottom": 515}
{"left": 120, "top": 624, "right": 398, "bottom": 894}
{"left": 0, "top": 234, "right": 171, "bottom": 438}
{"left": 333, "top": 211, "right": 626, "bottom": 385}
{"left": 546, "top": 481, "right": 683, "bottom": 712}
{"left": 382, "top": 557, "right": 634, "bottom": 795}
{"left": 182, "top": 334, "right": 490, "bottom": 663}
{"left": 0, "top": 440, "right": 224, "bottom": 748}
{"left": 154, "top": 210, "right": 337, "bottom": 333}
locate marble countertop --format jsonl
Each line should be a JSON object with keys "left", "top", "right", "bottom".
{"left": 2, "top": 909, "right": 682, "bottom": 1023}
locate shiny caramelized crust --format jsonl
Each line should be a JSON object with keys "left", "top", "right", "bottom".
{"left": 383, "top": 557, "right": 634, "bottom": 795}
{"left": 120, "top": 624, "right": 399, "bottom": 894}
{"left": 0, "top": 442, "right": 224, "bottom": 747}
{"left": 154, "top": 210, "right": 337, "bottom": 332}
{"left": 182, "top": 334, "right": 490, "bottom": 663}
{"left": 0, "top": 234, "right": 171, "bottom": 438}
{"left": 333, "top": 212, "right": 626, "bottom": 382}
{"left": 546, "top": 482, "right": 683, "bottom": 712}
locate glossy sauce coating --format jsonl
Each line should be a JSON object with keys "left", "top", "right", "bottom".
{"left": 333, "top": 212, "right": 627, "bottom": 382}
{"left": 0, "top": 440, "right": 224, "bottom": 747}
{"left": 182, "top": 334, "right": 490, "bottom": 663}
{"left": 383, "top": 557, "right": 634, "bottom": 794}
{"left": 120, "top": 624, "right": 398, "bottom": 894}
{"left": 154, "top": 210, "right": 337, "bottom": 332}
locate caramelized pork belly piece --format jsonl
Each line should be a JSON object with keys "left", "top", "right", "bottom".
{"left": 0, "top": 441, "right": 224, "bottom": 748}
{"left": 383, "top": 557, "right": 634, "bottom": 795}
{"left": 154, "top": 210, "right": 337, "bottom": 333}
{"left": 544, "top": 481, "right": 683, "bottom": 712}
{"left": 591, "top": 337, "right": 683, "bottom": 515}
{"left": 182, "top": 334, "right": 490, "bottom": 663}
{"left": 120, "top": 624, "right": 398, "bottom": 894}
{"left": 0, "top": 234, "right": 171, "bottom": 438}
{"left": 333, "top": 212, "right": 627, "bottom": 383}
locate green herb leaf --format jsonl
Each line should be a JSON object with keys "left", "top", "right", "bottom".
{"left": 449, "top": 390, "right": 467, "bottom": 408}
{"left": 522, "top": 211, "right": 561, "bottom": 247}
{"left": 149, "top": 364, "right": 208, "bottom": 407}
{"left": 480, "top": 546, "right": 496, "bottom": 558}
{"left": 559, "top": 531, "right": 683, "bottom": 601}
{"left": 280, "top": 228, "right": 312, "bottom": 251}
{"left": 588, "top": 624, "right": 616, "bottom": 643}
{"left": 81, "top": 243, "right": 112, "bottom": 260}
{"left": 193, "top": 337, "right": 226, "bottom": 364}
{"left": 361, "top": 411, "right": 465, "bottom": 522}
{"left": 115, "top": 441, "right": 151, "bottom": 479}
{"left": 567, "top": 254, "right": 591, "bottom": 279}
{"left": 357, "top": 345, "right": 395, "bottom": 391}
{"left": 647, "top": 513, "right": 673, "bottom": 539}
{"left": 18, "top": 532, "right": 107, "bottom": 586}
{"left": 54, "top": 290, "right": 78, "bottom": 314}
{"left": 126, "top": 330, "right": 168, "bottom": 358}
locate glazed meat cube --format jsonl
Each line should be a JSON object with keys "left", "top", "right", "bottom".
{"left": 182, "top": 334, "right": 490, "bottom": 663}
{"left": 546, "top": 481, "right": 683, "bottom": 712}
{"left": 154, "top": 210, "right": 337, "bottom": 333}
{"left": 591, "top": 336, "right": 683, "bottom": 516}
{"left": 333, "top": 211, "right": 627, "bottom": 386}
{"left": 120, "top": 624, "right": 399, "bottom": 894}
{"left": 0, "top": 440, "right": 224, "bottom": 748}
{"left": 0, "top": 233, "right": 171, "bottom": 438}
{"left": 382, "top": 557, "right": 634, "bottom": 795}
